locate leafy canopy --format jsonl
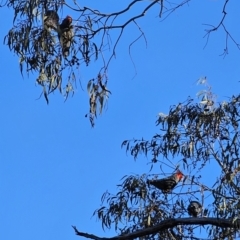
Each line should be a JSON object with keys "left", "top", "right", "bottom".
{"left": 3, "top": 0, "right": 239, "bottom": 126}
{"left": 80, "top": 82, "right": 240, "bottom": 239}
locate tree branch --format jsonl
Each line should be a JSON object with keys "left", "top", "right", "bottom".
{"left": 72, "top": 217, "right": 240, "bottom": 240}
{"left": 203, "top": 0, "right": 240, "bottom": 54}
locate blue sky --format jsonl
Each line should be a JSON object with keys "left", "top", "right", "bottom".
{"left": 1, "top": 0, "right": 240, "bottom": 239}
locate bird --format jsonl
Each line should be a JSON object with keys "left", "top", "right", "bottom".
{"left": 187, "top": 201, "right": 202, "bottom": 217}
{"left": 59, "top": 15, "right": 72, "bottom": 29}
{"left": 58, "top": 15, "right": 73, "bottom": 57}
{"left": 147, "top": 170, "right": 183, "bottom": 193}
{"left": 44, "top": 10, "right": 60, "bottom": 32}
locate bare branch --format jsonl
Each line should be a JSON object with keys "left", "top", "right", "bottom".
{"left": 203, "top": 0, "right": 239, "bottom": 53}
{"left": 73, "top": 217, "right": 240, "bottom": 240}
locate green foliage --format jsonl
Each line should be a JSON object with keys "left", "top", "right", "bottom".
{"left": 86, "top": 74, "right": 110, "bottom": 127}
{"left": 95, "top": 90, "right": 240, "bottom": 239}
{"left": 2, "top": 0, "right": 240, "bottom": 238}
{"left": 4, "top": 0, "right": 108, "bottom": 126}
{"left": 94, "top": 174, "right": 188, "bottom": 238}
{"left": 4, "top": 0, "right": 239, "bottom": 128}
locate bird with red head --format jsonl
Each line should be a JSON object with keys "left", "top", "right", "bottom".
{"left": 60, "top": 15, "right": 72, "bottom": 29}
{"left": 58, "top": 15, "right": 73, "bottom": 57}
{"left": 147, "top": 170, "right": 184, "bottom": 193}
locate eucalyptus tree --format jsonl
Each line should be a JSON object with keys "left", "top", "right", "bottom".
{"left": 74, "top": 84, "right": 240, "bottom": 239}
{"left": 3, "top": 0, "right": 238, "bottom": 126}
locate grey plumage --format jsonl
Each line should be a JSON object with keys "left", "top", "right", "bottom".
{"left": 147, "top": 170, "right": 183, "bottom": 193}
{"left": 44, "top": 10, "right": 60, "bottom": 32}
{"left": 187, "top": 201, "right": 202, "bottom": 217}
{"left": 58, "top": 16, "right": 73, "bottom": 57}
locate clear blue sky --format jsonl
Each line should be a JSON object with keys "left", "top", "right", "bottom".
{"left": 1, "top": 0, "right": 240, "bottom": 239}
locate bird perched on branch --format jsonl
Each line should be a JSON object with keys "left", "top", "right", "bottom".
{"left": 58, "top": 15, "right": 73, "bottom": 57}
{"left": 147, "top": 170, "right": 183, "bottom": 193}
{"left": 59, "top": 15, "right": 72, "bottom": 29}
{"left": 44, "top": 10, "right": 60, "bottom": 32}
{"left": 187, "top": 201, "right": 202, "bottom": 217}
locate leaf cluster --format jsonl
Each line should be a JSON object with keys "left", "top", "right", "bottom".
{"left": 4, "top": 1, "right": 99, "bottom": 109}
{"left": 94, "top": 174, "right": 197, "bottom": 239}
{"left": 4, "top": 0, "right": 239, "bottom": 127}
{"left": 95, "top": 93, "right": 240, "bottom": 238}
